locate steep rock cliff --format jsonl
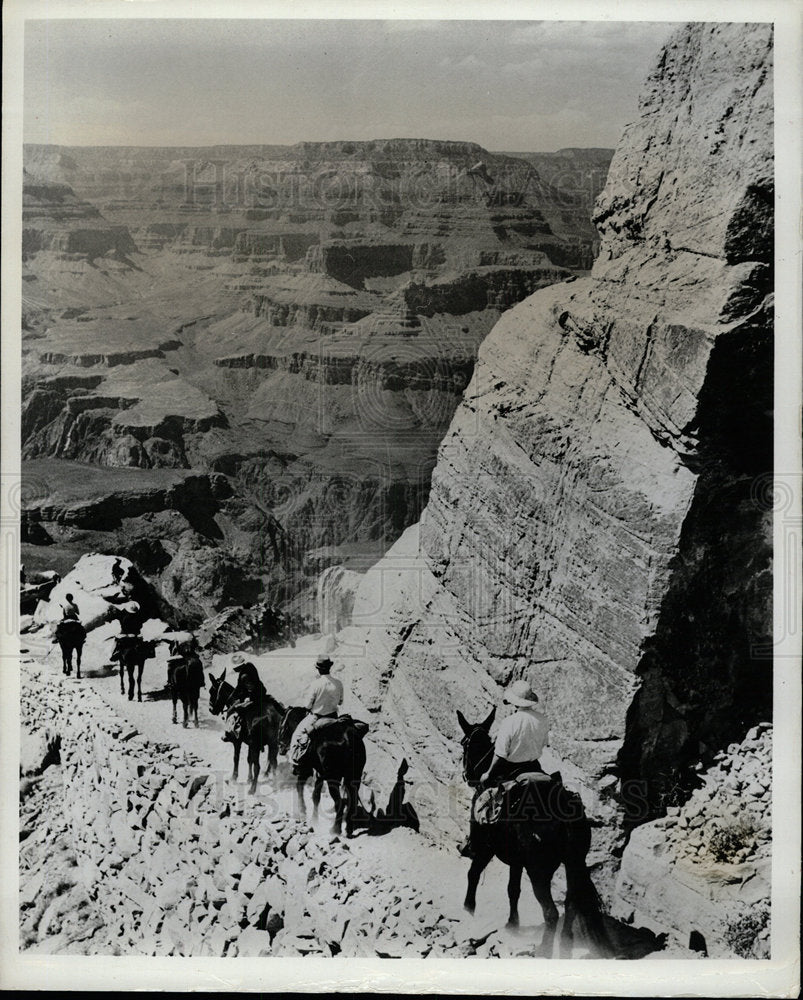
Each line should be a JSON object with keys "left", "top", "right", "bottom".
{"left": 331, "top": 24, "right": 773, "bottom": 865}
{"left": 23, "top": 176, "right": 137, "bottom": 259}
{"left": 20, "top": 460, "right": 297, "bottom": 626}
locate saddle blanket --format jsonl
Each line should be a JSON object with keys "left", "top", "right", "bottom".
{"left": 291, "top": 714, "right": 370, "bottom": 765}
{"left": 472, "top": 771, "right": 559, "bottom": 825}
{"left": 313, "top": 713, "right": 369, "bottom": 736}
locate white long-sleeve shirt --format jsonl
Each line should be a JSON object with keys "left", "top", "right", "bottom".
{"left": 494, "top": 707, "right": 549, "bottom": 763}
{"left": 306, "top": 674, "right": 343, "bottom": 716}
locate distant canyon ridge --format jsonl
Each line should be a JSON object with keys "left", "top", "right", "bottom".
{"left": 21, "top": 140, "right": 611, "bottom": 625}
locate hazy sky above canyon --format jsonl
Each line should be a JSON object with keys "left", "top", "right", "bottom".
{"left": 24, "top": 19, "right": 678, "bottom": 151}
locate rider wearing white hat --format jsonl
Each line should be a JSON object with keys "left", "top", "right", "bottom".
{"left": 459, "top": 679, "right": 550, "bottom": 859}
{"left": 479, "top": 679, "right": 550, "bottom": 786}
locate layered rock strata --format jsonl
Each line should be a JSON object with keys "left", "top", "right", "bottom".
{"left": 22, "top": 139, "right": 589, "bottom": 616}
{"left": 330, "top": 22, "right": 773, "bottom": 868}
{"left": 23, "top": 175, "right": 137, "bottom": 259}
{"left": 21, "top": 478, "right": 288, "bottom": 627}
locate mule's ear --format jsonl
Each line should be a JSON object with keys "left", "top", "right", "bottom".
{"left": 481, "top": 706, "right": 496, "bottom": 731}
{"left": 398, "top": 758, "right": 409, "bottom": 776}
{"left": 220, "top": 668, "right": 226, "bottom": 682}
{"left": 208, "top": 673, "right": 215, "bottom": 685}
{"left": 456, "top": 710, "right": 471, "bottom": 736}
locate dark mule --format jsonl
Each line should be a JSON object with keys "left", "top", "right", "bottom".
{"left": 207, "top": 669, "right": 285, "bottom": 794}
{"left": 112, "top": 635, "right": 158, "bottom": 701}
{"left": 278, "top": 706, "right": 368, "bottom": 838}
{"left": 457, "top": 708, "right": 616, "bottom": 958}
{"left": 168, "top": 652, "right": 205, "bottom": 728}
{"left": 54, "top": 620, "right": 86, "bottom": 678}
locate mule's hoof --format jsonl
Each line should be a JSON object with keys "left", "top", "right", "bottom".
{"left": 463, "top": 902, "right": 475, "bottom": 915}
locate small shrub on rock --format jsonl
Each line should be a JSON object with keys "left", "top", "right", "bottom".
{"left": 724, "top": 905, "right": 770, "bottom": 959}
{"left": 709, "top": 816, "right": 758, "bottom": 863}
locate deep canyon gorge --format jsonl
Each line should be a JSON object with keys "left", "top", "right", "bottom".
{"left": 18, "top": 21, "right": 775, "bottom": 965}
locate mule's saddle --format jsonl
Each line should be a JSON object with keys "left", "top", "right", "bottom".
{"left": 310, "top": 713, "right": 369, "bottom": 738}
{"left": 472, "top": 770, "right": 562, "bottom": 825}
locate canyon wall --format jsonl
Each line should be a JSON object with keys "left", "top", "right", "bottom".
{"left": 22, "top": 175, "right": 137, "bottom": 259}
{"left": 22, "top": 140, "right": 605, "bottom": 616}
{"left": 334, "top": 23, "right": 773, "bottom": 852}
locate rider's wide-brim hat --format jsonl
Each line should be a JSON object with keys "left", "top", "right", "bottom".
{"left": 232, "top": 651, "right": 256, "bottom": 671}
{"left": 167, "top": 654, "right": 184, "bottom": 662}
{"left": 503, "top": 680, "right": 540, "bottom": 708}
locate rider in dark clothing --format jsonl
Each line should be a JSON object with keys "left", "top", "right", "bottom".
{"left": 61, "top": 593, "right": 80, "bottom": 622}
{"left": 223, "top": 658, "right": 267, "bottom": 743}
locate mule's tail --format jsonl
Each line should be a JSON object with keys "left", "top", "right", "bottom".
{"left": 564, "top": 823, "right": 617, "bottom": 958}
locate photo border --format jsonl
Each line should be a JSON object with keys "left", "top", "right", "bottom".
{"left": 1, "top": 0, "right": 800, "bottom": 994}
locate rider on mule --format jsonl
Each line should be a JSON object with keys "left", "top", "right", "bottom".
{"left": 459, "top": 679, "right": 550, "bottom": 858}
{"left": 288, "top": 654, "right": 343, "bottom": 773}
{"left": 222, "top": 655, "right": 267, "bottom": 743}
{"left": 60, "top": 593, "right": 81, "bottom": 622}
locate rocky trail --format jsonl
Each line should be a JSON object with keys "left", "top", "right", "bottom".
{"left": 20, "top": 615, "right": 673, "bottom": 961}
{"left": 17, "top": 21, "right": 776, "bottom": 970}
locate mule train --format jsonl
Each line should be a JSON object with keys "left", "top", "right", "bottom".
{"left": 45, "top": 569, "right": 614, "bottom": 955}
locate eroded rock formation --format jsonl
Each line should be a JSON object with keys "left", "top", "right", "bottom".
{"left": 613, "top": 724, "right": 771, "bottom": 958}
{"left": 330, "top": 22, "right": 773, "bottom": 862}
{"left": 21, "top": 139, "right": 603, "bottom": 616}
{"left": 23, "top": 174, "right": 137, "bottom": 259}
